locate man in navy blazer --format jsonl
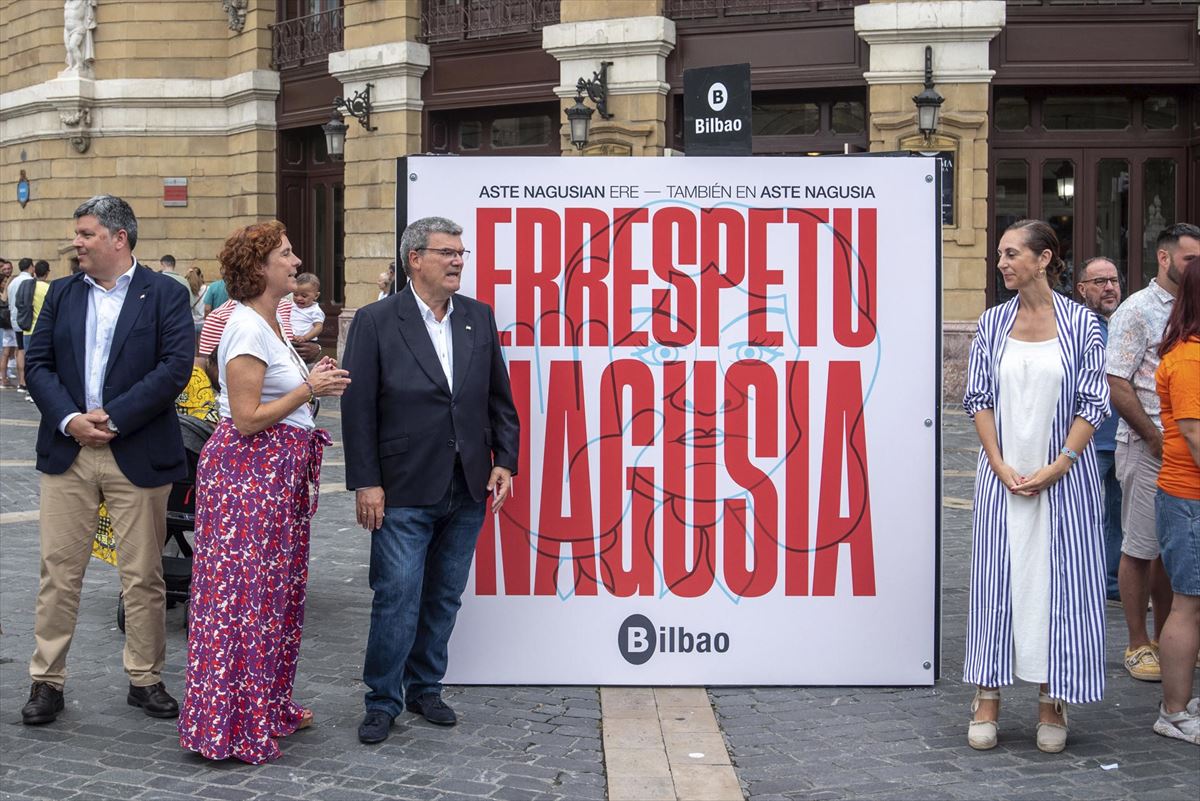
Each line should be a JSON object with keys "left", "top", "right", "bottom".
{"left": 341, "top": 216, "right": 519, "bottom": 744}
{"left": 22, "top": 195, "right": 194, "bottom": 726}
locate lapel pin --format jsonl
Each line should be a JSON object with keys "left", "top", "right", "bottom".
{"left": 139, "top": 293, "right": 146, "bottom": 299}
{"left": 465, "top": 325, "right": 472, "bottom": 331}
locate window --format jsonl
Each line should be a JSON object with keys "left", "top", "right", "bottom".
{"left": 429, "top": 104, "right": 560, "bottom": 155}
{"left": 994, "top": 98, "right": 1029, "bottom": 131}
{"left": 1042, "top": 97, "right": 1130, "bottom": 130}
{"left": 831, "top": 101, "right": 865, "bottom": 134}
{"left": 989, "top": 89, "right": 1192, "bottom": 303}
{"left": 741, "top": 89, "right": 868, "bottom": 155}
{"left": 459, "top": 121, "right": 482, "bottom": 150}
{"left": 753, "top": 102, "right": 819, "bottom": 136}
{"left": 1143, "top": 97, "right": 1178, "bottom": 130}
{"left": 491, "top": 116, "right": 554, "bottom": 148}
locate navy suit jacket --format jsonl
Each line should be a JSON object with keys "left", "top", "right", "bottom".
{"left": 26, "top": 262, "right": 195, "bottom": 487}
{"left": 340, "top": 287, "right": 520, "bottom": 507}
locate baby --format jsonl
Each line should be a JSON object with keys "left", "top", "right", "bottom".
{"left": 290, "top": 273, "right": 325, "bottom": 349}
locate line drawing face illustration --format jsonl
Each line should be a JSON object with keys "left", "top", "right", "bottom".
{"left": 470, "top": 199, "right": 884, "bottom": 602}
{"left": 410, "top": 156, "right": 941, "bottom": 686}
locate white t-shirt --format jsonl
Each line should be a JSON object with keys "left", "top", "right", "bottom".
{"left": 290, "top": 302, "right": 325, "bottom": 338}
{"left": 217, "top": 303, "right": 314, "bottom": 430}
{"left": 6, "top": 271, "right": 32, "bottom": 330}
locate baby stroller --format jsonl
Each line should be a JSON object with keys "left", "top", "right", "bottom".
{"left": 116, "top": 414, "right": 215, "bottom": 631}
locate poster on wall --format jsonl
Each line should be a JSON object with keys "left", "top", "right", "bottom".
{"left": 400, "top": 155, "right": 942, "bottom": 685}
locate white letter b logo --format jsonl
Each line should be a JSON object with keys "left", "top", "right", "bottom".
{"left": 618, "top": 614, "right": 656, "bottom": 665}
{"left": 708, "top": 83, "right": 728, "bottom": 112}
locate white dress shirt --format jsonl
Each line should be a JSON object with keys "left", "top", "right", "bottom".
{"left": 59, "top": 260, "right": 139, "bottom": 434}
{"left": 412, "top": 289, "right": 454, "bottom": 392}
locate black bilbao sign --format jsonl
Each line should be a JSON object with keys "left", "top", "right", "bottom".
{"left": 683, "top": 63, "right": 752, "bottom": 156}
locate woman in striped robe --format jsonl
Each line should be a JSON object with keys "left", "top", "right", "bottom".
{"left": 962, "top": 220, "right": 1109, "bottom": 753}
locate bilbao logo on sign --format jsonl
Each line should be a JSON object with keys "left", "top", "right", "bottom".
{"left": 696, "top": 80, "right": 742, "bottom": 134}
{"left": 707, "top": 82, "right": 728, "bottom": 112}
{"left": 618, "top": 614, "right": 730, "bottom": 665}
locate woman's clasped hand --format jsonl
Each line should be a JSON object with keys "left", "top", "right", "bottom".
{"left": 305, "top": 356, "right": 350, "bottom": 397}
{"left": 989, "top": 457, "right": 1070, "bottom": 496}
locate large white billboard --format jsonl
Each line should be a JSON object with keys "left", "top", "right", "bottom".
{"left": 402, "top": 155, "right": 941, "bottom": 685}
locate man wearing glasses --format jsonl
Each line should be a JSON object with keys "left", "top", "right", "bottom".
{"left": 341, "top": 216, "right": 520, "bottom": 744}
{"left": 1076, "top": 258, "right": 1124, "bottom": 604}
{"left": 1106, "top": 223, "right": 1200, "bottom": 682}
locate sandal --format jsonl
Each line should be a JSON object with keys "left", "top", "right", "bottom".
{"left": 1036, "top": 692, "right": 1068, "bottom": 753}
{"left": 296, "top": 707, "right": 314, "bottom": 730}
{"left": 968, "top": 687, "right": 1001, "bottom": 750}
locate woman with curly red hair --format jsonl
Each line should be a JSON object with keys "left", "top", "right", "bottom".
{"left": 179, "top": 221, "right": 349, "bottom": 764}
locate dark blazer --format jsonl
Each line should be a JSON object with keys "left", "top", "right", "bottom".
{"left": 26, "top": 261, "right": 195, "bottom": 487}
{"left": 341, "top": 286, "right": 520, "bottom": 507}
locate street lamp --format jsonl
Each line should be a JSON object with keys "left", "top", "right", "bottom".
{"left": 323, "top": 82, "right": 376, "bottom": 161}
{"left": 1055, "top": 162, "right": 1075, "bottom": 203}
{"left": 322, "top": 112, "right": 349, "bottom": 160}
{"left": 566, "top": 94, "right": 595, "bottom": 149}
{"left": 564, "top": 61, "right": 614, "bottom": 149}
{"left": 335, "top": 82, "right": 376, "bottom": 132}
{"left": 912, "top": 46, "right": 944, "bottom": 143}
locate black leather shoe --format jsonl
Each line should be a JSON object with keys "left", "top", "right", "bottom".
{"left": 358, "top": 709, "right": 394, "bottom": 744}
{"left": 406, "top": 693, "right": 456, "bottom": 726}
{"left": 127, "top": 682, "right": 179, "bottom": 719}
{"left": 22, "top": 682, "right": 64, "bottom": 725}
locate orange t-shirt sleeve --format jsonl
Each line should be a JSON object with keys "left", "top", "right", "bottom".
{"left": 1170, "top": 349, "right": 1200, "bottom": 423}
{"left": 1159, "top": 342, "right": 1200, "bottom": 500}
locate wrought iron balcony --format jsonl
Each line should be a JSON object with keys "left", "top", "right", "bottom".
{"left": 1007, "top": 0, "right": 1196, "bottom": 5}
{"left": 665, "top": 0, "right": 866, "bottom": 19}
{"left": 421, "top": 0, "right": 560, "bottom": 44}
{"left": 271, "top": 6, "right": 345, "bottom": 70}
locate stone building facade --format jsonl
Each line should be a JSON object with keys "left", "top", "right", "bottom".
{"left": 2, "top": 1, "right": 1197, "bottom": 393}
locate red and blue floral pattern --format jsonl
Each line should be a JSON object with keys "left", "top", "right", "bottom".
{"left": 179, "top": 419, "right": 331, "bottom": 764}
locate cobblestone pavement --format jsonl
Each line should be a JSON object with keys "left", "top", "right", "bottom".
{"left": 0, "top": 390, "right": 604, "bottom": 801}
{"left": 710, "top": 407, "right": 1199, "bottom": 801}
{"left": 2, "top": 388, "right": 1197, "bottom": 801}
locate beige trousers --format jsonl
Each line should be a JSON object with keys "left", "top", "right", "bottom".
{"left": 30, "top": 444, "right": 171, "bottom": 689}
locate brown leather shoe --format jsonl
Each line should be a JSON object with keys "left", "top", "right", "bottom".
{"left": 22, "top": 682, "right": 64, "bottom": 725}
{"left": 127, "top": 681, "right": 179, "bottom": 719}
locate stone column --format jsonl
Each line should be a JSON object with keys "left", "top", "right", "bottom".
{"left": 543, "top": 3, "right": 675, "bottom": 156}
{"left": 329, "top": 0, "right": 426, "bottom": 353}
{"left": 854, "top": 0, "right": 1005, "bottom": 399}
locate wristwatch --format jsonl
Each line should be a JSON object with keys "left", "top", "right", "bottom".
{"left": 1059, "top": 446, "right": 1078, "bottom": 462}
{"left": 107, "top": 418, "right": 119, "bottom": 435}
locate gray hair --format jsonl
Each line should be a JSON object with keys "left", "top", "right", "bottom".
{"left": 398, "top": 216, "right": 462, "bottom": 277}
{"left": 74, "top": 194, "right": 138, "bottom": 250}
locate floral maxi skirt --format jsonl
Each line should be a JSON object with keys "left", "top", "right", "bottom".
{"left": 179, "top": 419, "right": 331, "bottom": 764}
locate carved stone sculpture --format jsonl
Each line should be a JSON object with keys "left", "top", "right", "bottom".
{"left": 62, "top": 0, "right": 97, "bottom": 76}
{"left": 223, "top": 0, "right": 248, "bottom": 32}
{"left": 60, "top": 105, "right": 92, "bottom": 153}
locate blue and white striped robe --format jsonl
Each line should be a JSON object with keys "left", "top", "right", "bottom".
{"left": 962, "top": 291, "right": 1109, "bottom": 703}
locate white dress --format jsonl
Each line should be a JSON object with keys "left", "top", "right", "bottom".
{"left": 998, "top": 336, "right": 1062, "bottom": 683}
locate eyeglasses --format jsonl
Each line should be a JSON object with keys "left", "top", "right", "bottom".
{"left": 1079, "top": 277, "right": 1120, "bottom": 288}
{"left": 416, "top": 247, "right": 470, "bottom": 261}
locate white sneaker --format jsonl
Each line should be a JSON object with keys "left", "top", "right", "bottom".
{"left": 1153, "top": 704, "right": 1200, "bottom": 745}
